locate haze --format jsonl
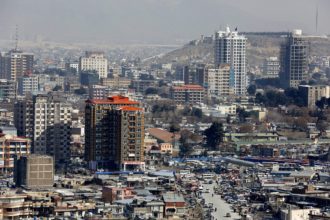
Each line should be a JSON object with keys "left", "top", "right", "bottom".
{"left": 0, "top": 0, "right": 329, "bottom": 45}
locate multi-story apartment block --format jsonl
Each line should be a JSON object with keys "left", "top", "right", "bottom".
{"left": 263, "top": 57, "right": 280, "bottom": 78}
{"left": 14, "top": 93, "right": 72, "bottom": 164}
{"left": 0, "top": 50, "right": 34, "bottom": 81}
{"left": 214, "top": 27, "right": 247, "bottom": 95}
{"left": 0, "top": 133, "right": 31, "bottom": 173}
{"left": 204, "top": 64, "right": 233, "bottom": 98}
{"left": 89, "top": 85, "right": 110, "bottom": 99}
{"left": 85, "top": 95, "right": 144, "bottom": 171}
{"left": 17, "top": 74, "right": 39, "bottom": 96}
{"left": 0, "top": 79, "right": 17, "bottom": 100}
{"left": 79, "top": 51, "right": 108, "bottom": 78}
{"left": 280, "top": 30, "right": 309, "bottom": 88}
{"left": 299, "top": 85, "right": 330, "bottom": 108}
{"left": 101, "top": 76, "right": 131, "bottom": 89}
{"left": 183, "top": 64, "right": 206, "bottom": 86}
{"left": 170, "top": 85, "right": 205, "bottom": 104}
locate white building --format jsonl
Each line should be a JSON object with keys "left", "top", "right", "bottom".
{"left": 79, "top": 51, "right": 108, "bottom": 78}
{"left": 214, "top": 27, "right": 247, "bottom": 95}
{"left": 17, "top": 74, "right": 39, "bottom": 96}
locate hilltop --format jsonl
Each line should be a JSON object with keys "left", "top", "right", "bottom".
{"left": 144, "top": 32, "right": 330, "bottom": 67}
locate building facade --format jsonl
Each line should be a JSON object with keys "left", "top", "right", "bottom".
{"left": 17, "top": 74, "right": 39, "bottom": 96}
{"left": 79, "top": 51, "right": 108, "bottom": 78}
{"left": 299, "top": 85, "right": 330, "bottom": 107}
{"left": 263, "top": 57, "right": 280, "bottom": 78}
{"left": 14, "top": 155, "right": 54, "bottom": 188}
{"left": 0, "top": 50, "right": 34, "bottom": 81}
{"left": 85, "top": 96, "right": 144, "bottom": 170}
{"left": 14, "top": 93, "right": 72, "bottom": 164}
{"left": 0, "top": 133, "right": 31, "bottom": 173}
{"left": 280, "top": 30, "right": 309, "bottom": 88}
{"left": 170, "top": 85, "right": 205, "bottom": 104}
{"left": 0, "top": 79, "right": 17, "bottom": 100}
{"left": 214, "top": 27, "right": 247, "bottom": 95}
{"left": 205, "top": 64, "right": 233, "bottom": 98}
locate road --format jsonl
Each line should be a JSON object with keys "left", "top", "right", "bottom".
{"left": 201, "top": 183, "right": 240, "bottom": 220}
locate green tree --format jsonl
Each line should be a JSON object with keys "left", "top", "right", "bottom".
{"left": 169, "top": 123, "right": 180, "bottom": 133}
{"left": 204, "top": 122, "right": 224, "bottom": 150}
{"left": 145, "top": 87, "right": 158, "bottom": 95}
{"left": 247, "top": 85, "right": 257, "bottom": 96}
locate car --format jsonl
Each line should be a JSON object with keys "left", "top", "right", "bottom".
{"left": 226, "top": 213, "right": 231, "bottom": 217}
{"left": 205, "top": 189, "right": 210, "bottom": 193}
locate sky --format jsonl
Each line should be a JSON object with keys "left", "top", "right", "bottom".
{"left": 0, "top": 0, "right": 329, "bottom": 45}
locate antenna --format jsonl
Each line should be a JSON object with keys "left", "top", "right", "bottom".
{"left": 15, "top": 25, "right": 19, "bottom": 51}
{"left": 315, "top": 2, "right": 319, "bottom": 34}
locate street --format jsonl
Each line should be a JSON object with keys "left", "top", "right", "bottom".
{"left": 202, "top": 183, "right": 241, "bottom": 220}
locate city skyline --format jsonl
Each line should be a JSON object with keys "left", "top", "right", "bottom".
{"left": 0, "top": 0, "right": 329, "bottom": 45}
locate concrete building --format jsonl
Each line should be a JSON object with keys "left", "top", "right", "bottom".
{"left": 85, "top": 96, "right": 144, "bottom": 171}
{"left": 264, "top": 57, "right": 280, "bottom": 78}
{"left": 89, "top": 85, "right": 109, "bottom": 99}
{"left": 0, "top": 79, "right": 17, "bottom": 100}
{"left": 214, "top": 27, "right": 247, "bottom": 95}
{"left": 14, "top": 155, "right": 54, "bottom": 188}
{"left": 79, "top": 51, "right": 108, "bottom": 78}
{"left": 205, "top": 64, "right": 233, "bottom": 98}
{"left": 0, "top": 50, "right": 34, "bottom": 81}
{"left": 14, "top": 93, "right": 72, "bottom": 164}
{"left": 299, "top": 85, "right": 330, "bottom": 107}
{"left": 17, "top": 74, "right": 39, "bottom": 96}
{"left": 0, "top": 133, "right": 31, "bottom": 173}
{"left": 101, "top": 76, "right": 131, "bottom": 89}
{"left": 170, "top": 84, "right": 205, "bottom": 104}
{"left": 280, "top": 30, "right": 309, "bottom": 88}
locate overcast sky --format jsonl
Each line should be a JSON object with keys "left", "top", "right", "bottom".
{"left": 0, "top": 0, "right": 329, "bottom": 44}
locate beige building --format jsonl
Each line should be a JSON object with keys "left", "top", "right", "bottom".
{"left": 299, "top": 85, "right": 330, "bottom": 107}
{"left": 79, "top": 51, "right": 108, "bottom": 78}
{"left": 101, "top": 76, "right": 131, "bottom": 89}
{"left": 205, "top": 64, "right": 233, "bottom": 98}
{"left": 0, "top": 50, "right": 34, "bottom": 81}
{"left": 170, "top": 84, "right": 205, "bottom": 104}
{"left": 14, "top": 155, "right": 54, "bottom": 188}
{"left": 14, "top": 93, "right": 72, "bottom": 164}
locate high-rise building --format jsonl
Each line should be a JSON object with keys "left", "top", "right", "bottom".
{"left": 280, "top": 30, "right": 309, "bottom": 88}
{"left": 214, "top": 27, "right": 247, "bottom": 95}
{"left": 14, "top": 155, "right": 54, "bottom": 188}
{"left": 183, "top": 64, "right": 206, "bottom": 86}
{"left": 17, "top": 74, "right": 39, "bottom": 96}
{"left": 205, "top": 64, "right": 234, "bottom": 98}
{"left": 263, "top": 57, "right": 280, "bottom": 78}
{"left": 85, "top": 95, "right": 145, "bottom": 171}
{"left": 0, "top": 79, "right": 17, "bottom": 100}
{"left": 14, "top": 93, "right": 72, "bottom": 164}
{"left": 79, "top": 51, "right": 108, "bottom": 78}
{"left": 0, "top": 50, "right": 34, "bottom": 81}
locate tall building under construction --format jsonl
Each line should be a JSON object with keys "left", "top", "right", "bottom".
{"left": 280, "top": 30, "right": 309, "bottom": 88}
{"left": 85, "top": 96, "right": 145, "bottom": 171}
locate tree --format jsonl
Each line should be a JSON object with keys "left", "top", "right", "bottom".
{"left": 145, "top": 87, "right": 158, "bottom": 95}
{"left": 204, "top": 122, "right": 224, "bottom": 150}
{"left": 74, "top": 87, "right": 87, "bottom": 95}
{"left": 169, "top": 123, "right": 180, "bottom": 133}
{"left": 247, "top": 85, "right": 257, "bottom": 96}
